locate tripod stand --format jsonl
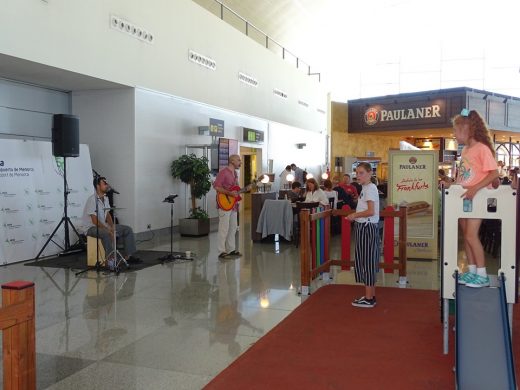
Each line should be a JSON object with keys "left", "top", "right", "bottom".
{"left": 159, "top": 194, "right": 181, "bottom": 262}
{"left": 105, "top": 207, "right": 129, "bottom": 273}
{"left": 35, "top": 157, "right": 83, "bottom": 260}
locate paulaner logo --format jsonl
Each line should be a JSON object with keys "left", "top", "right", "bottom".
{"left": 399, "top": 156, "right": 426, "bottom": 170}
{"left": 364, "top": 108, "right": 380, "bottom": 125}
{"left": 364, "top": 104, "right": 441, "bottom": 126}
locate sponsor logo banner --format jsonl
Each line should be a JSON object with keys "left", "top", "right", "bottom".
{"left": 0, "top": 140, "right": 93, "bottom": 264}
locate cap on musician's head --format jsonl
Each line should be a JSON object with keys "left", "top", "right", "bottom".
{"left": 93, "top": 176, "right": 107, "bottom": 189}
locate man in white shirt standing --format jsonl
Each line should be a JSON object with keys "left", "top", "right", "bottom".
{"left": 279, "top": 165, "right": 292, "bottom": 189}
{"left": 83, "top": 176, "right": 140, "bottom": 264}
{"left": 291, "top": 163, "right": 304, "bottom": 184}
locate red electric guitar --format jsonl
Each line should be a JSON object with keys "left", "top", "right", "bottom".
{"left": 217, "top": 184, "right": 252, "bottom": 211}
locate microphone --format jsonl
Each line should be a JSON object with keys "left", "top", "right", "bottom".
{"left": 163, "top": 194, "right": 178, "bottom": 203}
{"left": 107, "top": 185, "right": 120, "bottom": 194}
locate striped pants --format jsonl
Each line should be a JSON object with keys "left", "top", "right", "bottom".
{"left": 353, "top": 222, "right": 380, "bottom": 286}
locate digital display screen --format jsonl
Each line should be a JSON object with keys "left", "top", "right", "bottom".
{"left": 242, "top": 127, "right": 264, "bottom": 143}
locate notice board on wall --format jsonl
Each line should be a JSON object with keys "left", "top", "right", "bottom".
{"left": 218, "top": 138, "right": 239, "bottom": 171}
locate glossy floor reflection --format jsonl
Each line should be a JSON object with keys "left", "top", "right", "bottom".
{"left": 0, "top": 217, "right": 496, "bottom": 389}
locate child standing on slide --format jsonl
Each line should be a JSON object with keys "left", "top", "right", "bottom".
{"left": 451, "top": 109, "right": 499, "bottom": 288}
{"left": 348, "top": 162, "right": 380, "bottom": 308}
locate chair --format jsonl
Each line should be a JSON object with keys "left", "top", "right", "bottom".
{"left": 87, "top": 236, "right": 106, "bottom": 266}
{"left": 328, "top": 197, "right": 341, "bottom": 235}
{"left": 293, "top": 201, "right": 320, "bottom": 246}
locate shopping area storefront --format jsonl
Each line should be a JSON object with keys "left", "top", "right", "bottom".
{"left": 346, "top": 87, "right": 520, "bottom": 176}
{"left": 331, "top": 87, "right": 520, "bottom": 259}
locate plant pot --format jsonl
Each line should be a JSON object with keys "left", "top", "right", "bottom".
{"left": 179, "top": 218, "right": 210, "bottom": 237}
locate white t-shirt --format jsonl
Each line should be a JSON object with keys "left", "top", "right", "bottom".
{"left": 304, "top": 188, "right": 329, "bottom": 206}
{"left": 323, "top": 189, "right": 338, "bottom": 209}
{"left": 279, "top": 169, "right": 291, "bottom": 186}
{"left": 82, "top": 193, "right": 111, "bottom": 231}
{"left": 355, "top": 183, "right": 379, "bottom": 224}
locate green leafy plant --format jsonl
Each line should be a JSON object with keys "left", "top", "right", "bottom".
{"left": 189, "top": 207, "right": 209, "bottom": 219}
{"left": 170, "top": 154, "right": 211, "bottom": 219}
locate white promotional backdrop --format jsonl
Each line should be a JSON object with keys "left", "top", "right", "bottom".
{"left": 0, "top": 139, "right": 93, "bottom": 264}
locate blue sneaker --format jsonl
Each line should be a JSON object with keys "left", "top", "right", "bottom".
{"left": 457, "top": 272, "right": 476, "bottom": 285}
{"left": 466, "top": 274, "right": 490, "bottom": 288}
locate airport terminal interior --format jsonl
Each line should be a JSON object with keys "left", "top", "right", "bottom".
{"left": 0, "top": 215, "right": 455, "bottom": 389}
{"left": 1, "top": 1, "right": 519, "bottom": 389}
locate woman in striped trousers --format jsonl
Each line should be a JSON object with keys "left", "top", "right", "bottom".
{"left": 347, "top": 162, "right": 380, "bottom": 308}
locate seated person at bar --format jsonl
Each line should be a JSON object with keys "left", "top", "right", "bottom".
{"left": 333, "top": 176, "right": 355, "bottom": 209}
{"left": 339, "top": 173, "right": 359, "bottom": 200}
{"left": 287, "top": 181, "right": 303, "bottom": 202}
{"left": 304, "top": 178, "right": 329, "bottom": 206}
{"left": 322, "top": 179, "right": 338, "bottom": 208}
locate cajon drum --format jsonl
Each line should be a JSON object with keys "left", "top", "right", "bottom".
{"left": 87, "top": 236, "right": 106, "bottom": 266}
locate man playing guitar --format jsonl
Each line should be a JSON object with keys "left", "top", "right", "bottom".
{"left": 213, "top": 154, "right": 242, "bottom": 259}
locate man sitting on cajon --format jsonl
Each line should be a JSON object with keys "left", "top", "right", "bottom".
{"left": 83, "top": 176, "right": 140, "bottom": 265}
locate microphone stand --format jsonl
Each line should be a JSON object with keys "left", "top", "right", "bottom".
{"left": 159, "top": 194, "right": 181, "bottom": 262}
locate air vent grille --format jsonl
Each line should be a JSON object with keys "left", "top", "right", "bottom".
{"left": 189, "top": 50, "right": 217, "bottom": 70}
{"left": 110, "top": 15, "right": 154, "bottom": 44}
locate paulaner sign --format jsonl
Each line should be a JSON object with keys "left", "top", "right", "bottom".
{"left": 365, "top": 105, "right": 441, "bottom": 125}
{"left": 348, "top": 94, "right": 454, "bottom": 133}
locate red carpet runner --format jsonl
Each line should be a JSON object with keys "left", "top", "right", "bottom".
{"left": 205, "top": 284, "right": 520, "bottom": 389}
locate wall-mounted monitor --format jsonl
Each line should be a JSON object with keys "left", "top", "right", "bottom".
{"left": 243, "top": 127, "right": 264, "bottom": 144}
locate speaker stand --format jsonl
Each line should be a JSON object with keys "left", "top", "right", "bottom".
{"left": 35, "top": 157, "right": 83, "bottom": 260}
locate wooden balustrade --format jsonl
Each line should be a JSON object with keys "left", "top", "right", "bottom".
{"left": 300, "top": 206, "right": 408, "bottom": 292}
{"left": 0, "top": 281, "right": 36, "bottom": 390}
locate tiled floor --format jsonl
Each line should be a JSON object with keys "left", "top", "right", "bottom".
{"left": 0, "top": 216, "right": 500, "bottom": 389}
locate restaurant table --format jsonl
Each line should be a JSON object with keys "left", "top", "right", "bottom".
{"left": 251, "top": 192, "right": 277, "bottom": 242}
{"left": 256, "top": 199, "right": 293, "bottom": 241}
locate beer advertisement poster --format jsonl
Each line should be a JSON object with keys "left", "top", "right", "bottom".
{"left": 388, "top": 150, "right": 438, "bottom": 259}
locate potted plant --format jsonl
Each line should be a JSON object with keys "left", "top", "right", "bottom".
{"left": 170, "top": 153, "right": 212, "bottom": 236}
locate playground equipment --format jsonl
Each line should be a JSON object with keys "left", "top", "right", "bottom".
{"left": 441, "top": 184, "right": 519, "bottom": 389}
{"left": 299, "top": 205, "right": 408, "bottom": 295}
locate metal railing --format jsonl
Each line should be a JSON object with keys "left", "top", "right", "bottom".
{"left": 197, "top": 0, "right": 320, "bottom": 82}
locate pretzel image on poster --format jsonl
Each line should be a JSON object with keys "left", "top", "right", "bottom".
{"left": 405, "top": 201, "right": 430, "bottom": 215}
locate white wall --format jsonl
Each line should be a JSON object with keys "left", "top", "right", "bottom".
{"left": 0, "top": 79, "right": 69, "bottom": 139}
{"left": 71, "top": 88, "right": 136, "bottom": 227}
{"left": 268, "top": 122, "right": 328, "bottom": 189}
{"left": 70, "top": 86, "right": 327, "bottom": 233}
{"left": 134, "top": 88, "right": 269, "bottom": 232}
{"left": 0, "top": 0, "right": 326, "bottom": 133}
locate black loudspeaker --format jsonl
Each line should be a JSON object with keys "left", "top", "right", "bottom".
{"left": 52, "top": 114, "right": 80, "bottom": 157}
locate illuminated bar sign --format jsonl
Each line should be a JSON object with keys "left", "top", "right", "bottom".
{"left": 349, "top": 87, "right": 520, "bottom": 133}
{"left": 242, "top": 127, "right": 264, "bottom": 143}
{"left": 347, "top": 88, "right": 468, "bottom": 133}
